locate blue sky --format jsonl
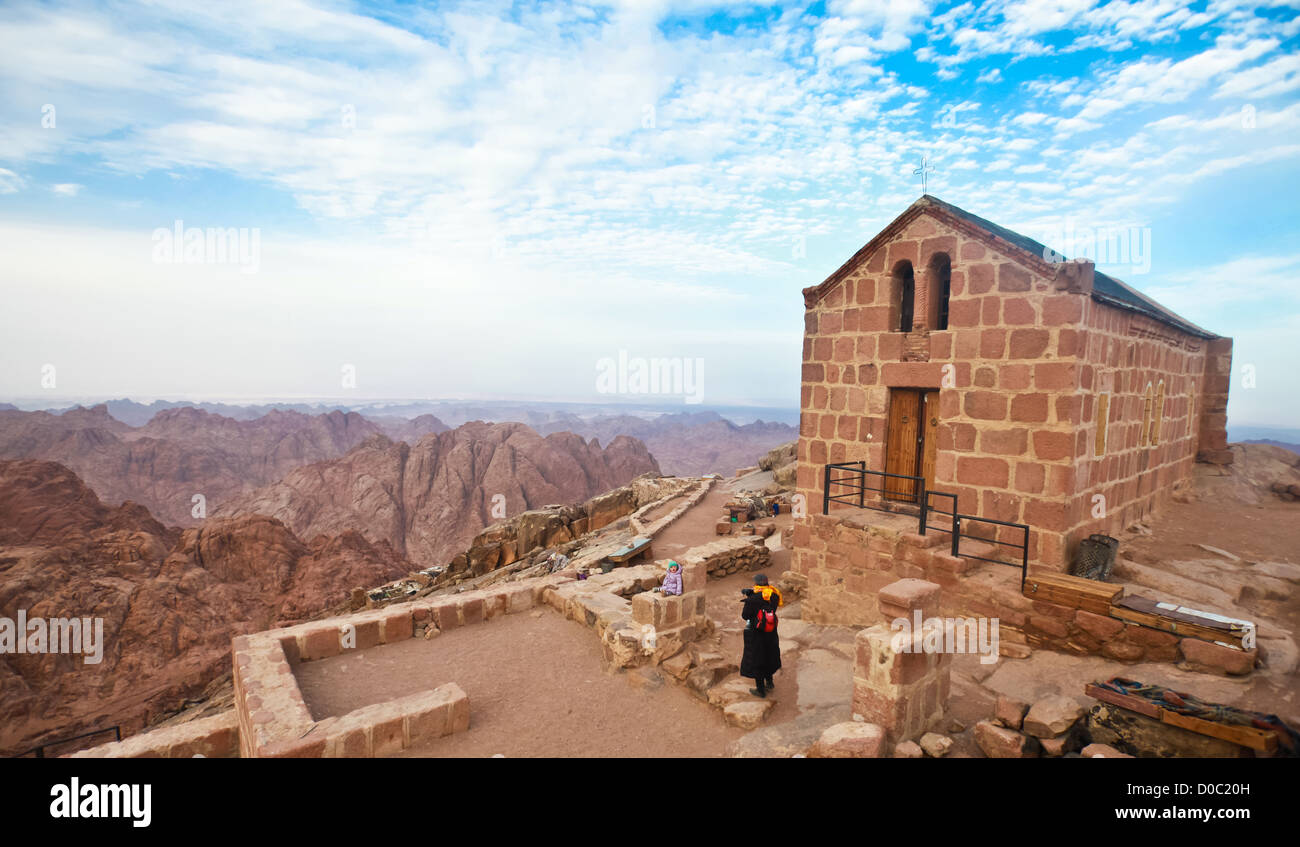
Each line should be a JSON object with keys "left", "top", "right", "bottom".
{"left": 0, "top": 0, "right": 1297, "bottom": 427}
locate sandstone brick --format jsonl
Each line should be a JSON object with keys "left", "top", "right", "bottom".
{"left": 1073, "top": 610, "right": 1124, "bottom": 640}
{"left": 877, "top": 578, "right": 941, "bottom": 619}
{"left": 968, "top": 263, "right": 994, "bottom": 294}
{"left": 956, "top": 456, "right": 1008, "bottom": 488}
{"left": 998, "top": 263, "right": 1031, "bottom": 292}
{"left": 981, "top": 428, "right": 1028, "bottom": 456}
{"left": 1009, "top": 329, "right": 1050, "bottom": 359}
{"left": 1178, "top": 638, "right": 1255, "bottom": 675}
{"left": 1010, "top": 393, "right": 1049, "bottom": 423}
{"left": 964, "top": 391, "right": 1007, "bottom": 421}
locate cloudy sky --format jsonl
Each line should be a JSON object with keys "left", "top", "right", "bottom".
{"left": 0, "top": 0, "right": 1297, "bottom": 425}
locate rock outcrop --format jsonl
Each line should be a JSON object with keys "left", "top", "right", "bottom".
{"left": 218, "top": 422, "right": 660, "bottom": 569}
{"left": 0, "top": 459, "right": 410, "bottom": 756}
{"left": 0, "top": 405, "right": 449, "bottom": 526}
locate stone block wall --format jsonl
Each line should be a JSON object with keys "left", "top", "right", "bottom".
{"left": 852, "top": 579, "right": 951, "bottom": 743}
{"left": 1063, "top": 296, "right": 1220, "bottom": 549}
{"left": 793, "top": 512, "right": 1256, "bottom": 675}
{"left": 678, "top": 534, "right": 771, "bottom": 579}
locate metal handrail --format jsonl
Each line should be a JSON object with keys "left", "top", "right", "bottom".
{"left": 953, "top": 514, "right": 1030, "bottom": 589}
{"left": 919, "top": 489, "right": 959, "bottom": 541}
{"left": 12, "top": 725, "right": 121, "bottom": 759}
{"left": 822, "top": 463, "right": 1032, "bottom": 586}
{"left": 822, "top": 462, "right": 923, "bottom": 516}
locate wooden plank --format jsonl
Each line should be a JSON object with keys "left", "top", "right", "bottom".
{"left": 1085, "top": 683, "right": 1278, "bottom": 753}
{"left": 608, "top": 537, "right": 653, "bottom": 563}
{"left": 1084, "top": 683, "right": 1162, "bottom": 719}
{"left": 1160, "top": 711, "right": 1276, "bottom": 753}
{"left": 1109, "top": 604, "right": 1244, "bottom": 649}
{"left": 1023, "top": 572, "right": 1122, "bottom": 615}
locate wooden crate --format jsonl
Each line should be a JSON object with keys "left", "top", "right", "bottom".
{"left": 1022, "top": 571, "right": 1123, "bottom": 616}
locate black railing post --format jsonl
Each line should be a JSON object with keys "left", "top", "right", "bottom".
{"left": 822, "top": 464, "right": 830, "bottom": 515}
{"left": 857, "top": 461, "right": 865, "bottom": 508}
{"left": 951, "top": 512, "right": 960, "bottom": 556}
{"left": 918, "top": 490, "right": 928, "bottom": 535}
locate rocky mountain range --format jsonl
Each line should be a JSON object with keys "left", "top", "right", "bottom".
{"left": 0, "top": 459, "right": 412, "bottom": 755}
{"left": 0, "top": 405, "right": 449, "bottom": 526}
{"left": 217, "top": 422, "right": 661, "bottom": 569}
{"left": 536, "top": 411, "right": 796, "bottom": 476}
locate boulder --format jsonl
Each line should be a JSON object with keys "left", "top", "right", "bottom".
{"left": 994, "top": 695, "right": 1029, "bottom": 730}
{"left": 811, "top": 722, "right": 885, "bottom": 758}
{"left": 919, "top": 732, "right": 953, "bottom": 758}
{"left": 723, "top": 700, "right": 774, "bottom": 730}
{"left": 892, "top": 740, "right": 924, "bottom": 759}
{"left": 1022, "top": 695, "right": 1085, "bottom": 738}
{"left": 974, "top": 720, "right": 1039, "bottom": 758}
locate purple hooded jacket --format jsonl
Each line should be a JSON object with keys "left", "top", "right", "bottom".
{"left": 661, "top": 565, "right": 683, "bottom": 595}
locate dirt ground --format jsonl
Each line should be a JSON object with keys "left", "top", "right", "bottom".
{"left": 294, "top": 448, "right": 1300, "bottom": 757}
{"left": 294, "top": 609, "right": 745, "bottom": 757}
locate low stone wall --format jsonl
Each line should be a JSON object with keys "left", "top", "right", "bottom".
{"left": 681, "top": 535, "right": 771, "bottom": 579}
{"left": 630, "top": 477, "right": 714, "bottom": 537}
{"left": 542, "top": 559, "right": 710, "bottom": 669}
{"left": 67, "top": 711, "right": 240, "bottom": 759}
{"left": 793, "top": 511, "right": 1257, "bottom": 674}
{"left": 229, "top": 580, "right": 552, "bottom": 758}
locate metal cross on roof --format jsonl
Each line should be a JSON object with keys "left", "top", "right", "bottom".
{"left": 913, "top": 156, "right": 934, "bottom": 194}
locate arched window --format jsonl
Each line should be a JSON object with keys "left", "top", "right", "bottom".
{"left": 892, "top": 260, "right": 915, "bottom": 332}
{"left": 927, "top": 253, "right": 952, "bottom": 330}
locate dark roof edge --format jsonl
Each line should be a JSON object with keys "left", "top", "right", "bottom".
{"left": 806, "top": 194, "right": 1222, "bottom": 342}
{"left": 1090, "top": 289, "right": 1218, "bottom": 340}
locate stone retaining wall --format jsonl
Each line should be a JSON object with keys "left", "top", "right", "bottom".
{"left": 680, "top": 535, "right": 772, "bottom": 579}
{"left": 793, "top": 511, "right": 1256, "bottom": 675}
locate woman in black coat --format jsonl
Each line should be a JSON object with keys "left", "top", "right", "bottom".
{"left": 740, "top": 588, "right": 781, "bottom": 697}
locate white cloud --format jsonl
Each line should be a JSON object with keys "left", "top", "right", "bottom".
{"left": 51, "top": 182, "right": 82, "bottom": 196}
{"left": 0, "top": 168, "right": 23, "bottom": 194}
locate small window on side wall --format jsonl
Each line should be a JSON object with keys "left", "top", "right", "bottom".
{"left": 1141, "top": 382, "right": 1154, "bottom": 446}
{"left": 1095, "top": 393, "right": 1109, "bottom": 457}
{"left": 1152, "top": 381, "right": 1166, "bottom": 445}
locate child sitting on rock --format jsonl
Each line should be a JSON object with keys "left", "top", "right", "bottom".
{"left": 656, "top": 561, "right": 683, "bottom": 596}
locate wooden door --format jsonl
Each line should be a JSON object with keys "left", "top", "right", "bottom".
{"left": 885, "top": 389, "right": 921, "bottom": 502}
{"left": 919, "top": 390, "right": 939, "bottom": 493}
